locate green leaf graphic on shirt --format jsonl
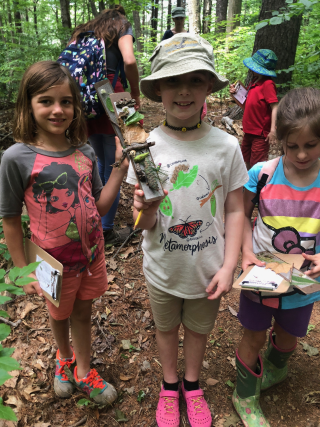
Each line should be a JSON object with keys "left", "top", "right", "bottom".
{"left": 159, "top": 195, "right": 172, "bottom": 216}
{"left": 171, "top": 166, "right": 198, "bottom": 191}
{"left": 210, "top": 194, "right": 216, "bottom": 217}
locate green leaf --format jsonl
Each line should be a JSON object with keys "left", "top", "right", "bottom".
{"left": 272, "top": 11, "right": 280, "bottom": 15}
{"left": 3, "top": 252, "right": 11, "bottom": 261}
{"left": 0, "top": 402, "right": 17, "bottom": 421}
{"left": 159, "top": 195, "right": 173, "bottom": 217}
{"left": 270, "top": 16, "right": 283, "bottom": 25}
{"left": 0, "top": 311, "right": 9, "bottom": 318}
{"left": 21, "top": 215, "right": 30, "bottom": 222}
{"left": 0, "top": 270, "right": 5, "bottom": 281}
{"left": 0, "top": 348, "right": 15, "bottom": 358}
{"left": 0, "top": 356, "right": 21, "bottom": 371}
{"left": 77, "top": 398, "right": 91, "bottom": 406}
{"left": 0, "top": 243, "right": 7, "bottom": 249}
{"left": 300, "top": 0, "right": 312, "bottom": 7}
{"left": 90, "top": 388, "right": 102, "bottom": 398}
{"left": 106, "top": 97, "right": 114, "bottom": 112}
{"left": 19, "top": 262, "right": 41, "bottom": 278}
{"left": 0, "top": 368, "right": 12, "bottom": 386}
{"left": 8, "top": 267, "right": 20, "bottom": 283}
{"left": 285, "top": 0, "right": 293, "bottom": 3}
{"left": 0, "top": 296, "right": 11, "bottom": 305}
{"left": 0, "top": 323, "right": 11, "bottom": 342}
{"left": 255, "top": 21, "right": 268, "bottom": 30}
{"left": 15, "top": 277, "right": 37, "bottom": 286}
{"left": 225, "top": 380, "right": 235, "bottom": 388}
{"left": 125, "top": 111, "right": 144, "bottom": 126}
{"left": 171, "top": 166, "right": 198, "bottom": 191}
{"left": 0, "top": 284, "right": 24, "bottom": 295}
{"left": 210, "top": 194, "right": 216, "bottom": 217}
{"left": 115, "top": 409, "right": 128, "bottom": 422}
{"left": 137, "top": 390, "right": 146, "bottom": 402}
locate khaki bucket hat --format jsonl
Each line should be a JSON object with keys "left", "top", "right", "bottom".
{"left": 141, "top": 34, "right": 229, "bottom": 103}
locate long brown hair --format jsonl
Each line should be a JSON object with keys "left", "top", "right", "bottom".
{"left": 13, "top": 61, "right": 87, "bottom": 147}
{"left": 276, "top": 87, "right": 320, "bottom": 143}
{"left": 70, "top": 5, "right": 131, "bottom": 48}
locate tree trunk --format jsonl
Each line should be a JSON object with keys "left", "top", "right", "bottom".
{"left": 226, "top": 0, "right": 242, "bottom": 34}
{"left": 33, "top": 2, "right": 40, "bottom": 45}
{"left": 89, "top": 0, "right": 99, "bottom": 17}
{"left": 59, "top": 0, "right": 71, "bottom": 28}
{"left": 215, "top": 0, "right": 228, "bottom": 33}
{"left": 167, "top": 0, "right": 172, "bottom": 30}
{"left": 160, "top": 0, "right": 164, "bottom": 35}
{"left": 177, "top": 0, "right": 181, "bottom": 6}
{"left": 252, "top": 0, "right": 302, "bottom": 91}
{"left": 151, "top": 0, "right": 159, "bottom": 43}
{"left": 189, "top": 0, "right": 201, "bottom": 34}
{"left": 74, "top": 0, "right": 77, "bottom": 26}
{"left": 181, "top": 0, "right": 186, "bottom": 10}
{"left": 132, "top": 8, "right": 143, "bottom": 74}
{"left": 202, "top": 0, "right": 212, "bottom": 33}
{"left": 13, "top": 1, "right": 22, "bottom": 34}
{"left": 99, "top": 0, "right": 105, "bottom": 11}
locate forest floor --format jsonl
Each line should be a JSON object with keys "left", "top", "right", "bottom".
{"left": 0, "top": 98, "right": 320, "bottom": 427}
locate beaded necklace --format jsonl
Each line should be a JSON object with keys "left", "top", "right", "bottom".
{"left": 163, "top": 119, "right": 202, "bottom": 132}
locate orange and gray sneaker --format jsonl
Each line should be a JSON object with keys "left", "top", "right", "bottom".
{"left": 54, "top": 349, "right": 76, "bottom": 398}
{"left": 74, "top": 366, "right": 117, "bottom": 405}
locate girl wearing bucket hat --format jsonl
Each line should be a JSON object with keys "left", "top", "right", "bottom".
{"left": 127, "top": 33, "right": 248, "bottom": 427}
{"left": 230, "top": 49, "right": 279, "bottom": 169}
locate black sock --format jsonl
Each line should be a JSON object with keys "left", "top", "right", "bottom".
{"left": 183, "top": 377, "right": 199, "bottom": 391}
{"left": 163, "top": 380, "right": 179, "bottom": 391}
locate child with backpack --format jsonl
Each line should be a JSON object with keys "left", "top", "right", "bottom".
{"left": 127, "top": 34, "right": 248, "bottom": 427}
{"left": 0, "top": 61, "right": 128, "bottom": 404}
{"left": 58, "top": 5, "right": 140, "bottom": 246}
{"left": 233, "top": 87, "right": 320, "bottom": 427}
{"left": 230, "top": 49, "right": 278, "bottom": 169}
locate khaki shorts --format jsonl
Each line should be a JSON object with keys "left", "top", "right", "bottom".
{"left": 146, "top": 281, "right": 220, "bottom": 334}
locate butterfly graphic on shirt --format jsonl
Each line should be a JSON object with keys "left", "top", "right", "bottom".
{"left": 168, "top": 216, "right": 203, "bottom": 239}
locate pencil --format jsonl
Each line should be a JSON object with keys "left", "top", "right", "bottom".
{"left": 134, "top": 210, "right": 143, "bottom": 230}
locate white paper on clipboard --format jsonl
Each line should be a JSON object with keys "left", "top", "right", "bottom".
{"left": 233, "top": 83, "right": 248, "bottom": 105}
{"left": 36, "top": 255, "right": 60, "bottom": 301}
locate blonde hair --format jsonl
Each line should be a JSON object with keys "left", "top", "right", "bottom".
{"left": 70, "top": 5, "right": 131, "bottom": 48}
{"left": 13, "top": 61, "right": 87, "bottom": 147}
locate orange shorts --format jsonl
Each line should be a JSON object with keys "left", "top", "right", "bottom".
{"left": 45, "top": 254, "right": 108, "bottom": 320}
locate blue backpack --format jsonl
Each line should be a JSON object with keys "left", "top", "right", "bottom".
{"left": 58, "top": 32, "right": 126, "bottom": 120}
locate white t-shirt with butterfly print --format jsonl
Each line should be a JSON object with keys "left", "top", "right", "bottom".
{"left": 126, "top": 126, "right": 248, "bottom": 299}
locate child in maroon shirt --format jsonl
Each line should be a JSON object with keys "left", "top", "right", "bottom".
{"left": 230, "top": 49, "right": 278, "bottom": 169}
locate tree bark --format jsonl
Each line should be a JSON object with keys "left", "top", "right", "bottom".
{"left": 132, "top": 8, "right": 143, "bottom": 74}
{"left": 252, "top": 0, "right": 302, "bottom": 91}
{"left": 99, "top": 0, "right": 105, "bottom": 11}
{"left": 189, "top": 0, "right": 201, "bottom": 34}
{"left": 226, "top": 0, "right": 242, "bottom": 34}
{"left": 151, "top": 0, "right": 159, "bottom": 42}
{"left": 13, "top": 1, "right": 22, "bottom": 34}
{"left": 167, "top": 0, "right": 172, "bottom": 30}
{"left": 215, "top": 0, "right": 228, "bottom": 33}
{"left": 89, "top": 0, "right": 99, "bottom": 17}
{"left": 33, "top": 2, "right": 40, "bottom": 45}
{"left": 202, "top": 0, "right": 212, "bottom": 33}
{"left": 59, "top": 0, "right": 71, "bottom": 28}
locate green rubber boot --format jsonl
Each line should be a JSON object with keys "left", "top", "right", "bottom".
{"left": 261, "top": 328, "right": 297, "bottom": 391}
{"left": 232, "top": 350, "right": 270, "bottom": 427}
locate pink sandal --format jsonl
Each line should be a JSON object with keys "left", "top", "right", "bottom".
{"left": 156, "top": 386, "right": 180, "bottom": 427}
{"left": 181, "top": 383, "right": 212, "bottom": 427}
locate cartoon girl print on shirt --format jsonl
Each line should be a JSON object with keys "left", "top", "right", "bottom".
{"left": 32, "top": 162, "right": 102, "bottom": 272}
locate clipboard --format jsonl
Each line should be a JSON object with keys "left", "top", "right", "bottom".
{"left": 24, "top": 238, "right": 63, "bottom": 307}
{"left": 231, "top": 81, "right": 248, "bottom": 110}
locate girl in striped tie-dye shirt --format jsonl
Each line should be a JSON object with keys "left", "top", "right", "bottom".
{"left": 233, "top": 88, "right": 320, "bottom": 427}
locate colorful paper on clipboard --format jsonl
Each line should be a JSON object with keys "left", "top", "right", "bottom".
{"left": 36, "top": 255, "right": 60, "bottom": 300}
{"left": 233, "top": 83, "right": 248, "bottom": 105}
{"left": 256, "top": 252, "right": 292, "bottom": 282}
